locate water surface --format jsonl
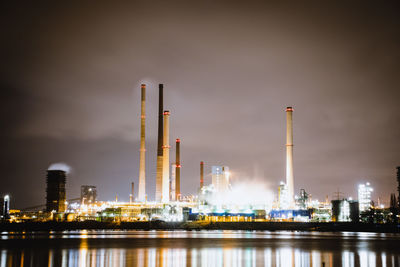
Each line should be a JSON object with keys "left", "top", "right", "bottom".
{"left": 1, "top": 230, "right": 399, "bottom": 266}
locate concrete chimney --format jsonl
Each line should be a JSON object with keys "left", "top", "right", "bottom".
{"left": 175, "top": 138, "right": 181, "bottom": 201}
{"left": 200, "top": 161, "right": 204, "bottom": 190}
{"left": 161, "top": 110, "right": 170, "bottom": 203}
{"left": 155, "top": 84, "right": 164, "bottom": 202}
{"left": 286, "top": 106, "right": 294, "bottom": 207}
{"left": 138, "top": 84, "right": 146, "bottom": 202}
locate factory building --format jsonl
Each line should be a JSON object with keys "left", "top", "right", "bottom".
{"left": 170, "top": 163, "right": 176, "bottom": 201}
{"left": 81, "top": 185, "right": 97, "bottom": 205}
{"left": 296, "top": 189, "right": 309, "bottom": 210}
{"left": 331, "top": 199, "right": 359, "bottom": 222}
{"left": 278, "top": 182, "right": 289, "bottom": 210}
{"left": 0, "top": 195, "right": 10, "bottom": 219}
{"left": 358, "top": 182, "right": 373, "bottom": 212}
{"left": 46, "top": 170, "right": 67, "bottom": 213}
{"left": 211, "top": 166, "right": 230, "bottom": 193}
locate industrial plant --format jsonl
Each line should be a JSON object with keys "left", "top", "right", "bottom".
{"left": 1, "top": 84, "right": 399, "bottom": 225}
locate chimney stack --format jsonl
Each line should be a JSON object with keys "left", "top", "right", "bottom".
{"left": 175, "top": 139, "right": 181, "bottom": 201}
{"left": 155, "top": 84, "right": 164, "bottom": 202}
{"left": 161, "top": 110, "right": 170, "bottom": 203}
{"left": 200, "top": 161, "right": 204, "bottom": 190}
{"left": 138, "top": 84, "right": 146, "bottom": 202}
{"left": 286, "top": 107, "right": 294, "bottom": 207}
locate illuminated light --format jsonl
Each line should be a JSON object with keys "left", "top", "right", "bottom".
{"left": 141, "top": 115, "right": 146, "bottom": 119}
{"left": 176, "top": 139, "right": 181, "bottom": 143}
{"left": 286, "top": 107, "right": 293, "bottom": 112}
{"left": 163, "top": 111, "right": 170, "bottom": 115}
{"left": 141, "top": 84, "right": 146, "bottom": 88}
{"left": 176, "top": 165, "right": 181, "bottom": 168}
{"left": 243, "top": 209, "right": 253, "bottom": 214}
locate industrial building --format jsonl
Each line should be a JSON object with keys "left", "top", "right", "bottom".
{"left": 331, "top": 199, "right": 359, "bottom": 222}
{"left": 46, "top": 170, "right": 67, "bottom": 213}
{"left": 358, "top": 182, "right": 373, "bottom": 212}
{"left": 278, "top": 182, "right": 289, "bottom": 209}
{"left": 8, "top": 85, "right": 392, "bottom": 226}
{"left": 0, "top": 195, "right": 10, "bottom": 219}
{"left": 80, "top": 185, "right": 97, "bottom": 205}
{"left": 211, "top": 166, "right": 230, "bottom": 193}
{"left": 170, "top": 163, "right": 176, "bottom": 201}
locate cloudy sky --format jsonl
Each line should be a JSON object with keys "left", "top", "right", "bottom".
{"left": 1, "top": 2, "right": 399, "bottom": 208}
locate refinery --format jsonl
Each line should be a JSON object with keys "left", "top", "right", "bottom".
{"left": 1, "top": 83, "right": 399, "bottom": 225}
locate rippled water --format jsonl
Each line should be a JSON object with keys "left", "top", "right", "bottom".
{"left": 0, "top": 230, "right": 399, "bottom": 266}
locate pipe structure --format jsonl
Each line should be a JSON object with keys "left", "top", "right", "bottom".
{"left": 161, "top": 110, "right": 170, "bottom": 203}
{"left": 131, "top": 183, "right": 135, "bottom": 201}
{"left": 175, "top": 139, "right": 181, "bottom": 201}
{"left": 200, "top": 161, "right": 204, "bottom": 190}
{"left": 286, "top": 106, "right": 294, "bottom": 207}
{"left": 155, "top": 84, "right": 164, "bottom": 202}
{"left": 138, "top": 84, "right": 146, "bottom": 202}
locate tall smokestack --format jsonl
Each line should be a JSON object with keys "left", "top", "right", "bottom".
{"left": 286, "top": 106, "right": 294, "bottom": 207}
{"left": 155, "top": 84, "right": 164, "bottom": 202}
{"left": 138, "top": 84, "right": 146, "bottom": 202}
{"left": 161, "top": 110, "right": 170, "bottom": 203}
{"left": 200, "top": 161, "right": 204, "bottom": 190}
{"left": 175, "top": 139, "right": 181, "bottom": 201}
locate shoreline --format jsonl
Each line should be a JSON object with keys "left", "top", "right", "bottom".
{"left": 0, "top": 221, "right": 399, "bottom": 233}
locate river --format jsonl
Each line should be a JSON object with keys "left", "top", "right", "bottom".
{"left": 0, "top": 230, "right": 399, "bottom": 266}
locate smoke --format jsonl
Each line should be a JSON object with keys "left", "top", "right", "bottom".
{"left": 206, "top": 179, "right": 274, "bottom": 207}
{"left": 48, "top": 162, "right": 72, "bottom": 174}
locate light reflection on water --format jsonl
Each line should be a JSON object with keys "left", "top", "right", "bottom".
{"left": 0, "top": 230, "right": 399, "bottom": 267}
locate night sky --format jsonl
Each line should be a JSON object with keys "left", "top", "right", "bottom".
{"left": 1, "top": 2, "right": 399, "bottom": 209}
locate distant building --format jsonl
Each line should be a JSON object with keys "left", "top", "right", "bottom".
{"left": 358, "top": 182, "right": 373, "bottom": 212}
{"left": 0, "top": 195, "right": 10, "bottom": 219}
{"left": 331, "top": 199, "right": 359, "bottom": 222}
{"left": 211, "top": 166, "right": 230, "bottom": 193}
{"left": 46, "top": 170, "right": 66, "bottom": 213}
{"left": 278, "top": 182, "right": 289, "bottom": 210}
{"left": 296, "top": 189, "right": 309, "bottom": 209}
{"left": 80, "top": 185, "right": 97, "bottom": 205}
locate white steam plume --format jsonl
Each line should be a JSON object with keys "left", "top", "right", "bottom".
{"left": 206, "top": 179, "right": 274, "bottom": 207}
{"left": 48, "top": 162, "right": 71, "bottom": 174}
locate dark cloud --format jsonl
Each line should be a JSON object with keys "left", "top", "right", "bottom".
{"left": 1, "top": 2, "right": 399, "bottom": 208}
